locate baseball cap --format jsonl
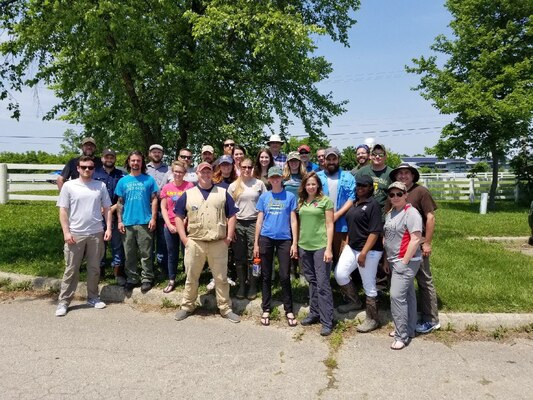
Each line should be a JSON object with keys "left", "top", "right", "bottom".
{"left": 357, "top": 175, "right": 374, "bottom": 187}
{"left": 324, "top": 147, "right": 340, "bottom": 158}
{"left": 102, "top": 148, "right": 116, "bottom": 156}
{"left": 201, "top": 145, "right": 214, "bottom": 154}
{"left": 372, "top": 144, "right": 387, "bottom": 154}
{"left": 298, "top": 144, "right": 311, "bottom": 153}
{"left": 387, "top": 181, "right": 408, "bottom": 192}
{"left": 267, "top": 166, "right": 283, "bottom": 177}
{"left": 196, "top": 162, "right": 213, "bottom": 172}
{"left": 218, "top": 155, "right": 234, "bottom": 164}
{"left": 149, "top": 144, "right": 164, "bottom": 152}
{"left": 81, "top": 137, "right": 96, "bottom": 146}
{"left": 287, "top": 151, "right": 301, "bottom": 161}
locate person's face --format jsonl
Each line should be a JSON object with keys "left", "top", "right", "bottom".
{"left": 202, "top": 151, "right": 214, "bottom": 163}
{"left": 396, "top": 169, "right": 414, "bottom": 187}
{"left": 198, "top": 167, "right": 213, "bottom": 185}
{"left": 102, "top": 154, "right": 116, "bottom": 168}
{"left": 356, "top": 183, "right": 372, "bottom": 199}
{"left": 299, "top": 150, "right": 310, "bottom": 163}
{"left": 223, "top": 140, "right": 235, "bottom": 155}
{"left": 259, "top": 152, "right": 271, "bottom": 167}
{"left": 178, "top": 151, "right": 193, "bottom": 167}
{"left": 325, "top": 154, "right": 339, "bottom": 174}
{"left": 219, "top": 162, "right": 232, "bottom": 177}
{"left": 240, "top": 161, "right": 253, "bottom": 177}
{"left": 77, "top": 161, "right": 95, "bottom": 178}
{"left": 288, "top": 159, "right": 300, "bottom": 172}
{"left": 233, "top": 149, "right": 244, "bottom": 164}
{"left": 305, "top": 177, "right": 319, "bottom": 196}
{"left": 268, "top": 174, "right": 282, "bottom": 187}
{"left": 388, "top": 190, "right": 407, "bottom": 207}
{"left": 269, "top": 142, "right": 281, "bottom": 153}
{"left": 316, "top": 150, "right": 326, "bottom": 167}
{"left": 371, "top": 149, "right": 387, "bottom": 168}
{"left": 356, "top": 148, "right": 369, "bottom": 166}
{"left": 82, "top": 143, "right": 96, "bottom": 156}
{"left": 128, "top": 154, "right": 143, "bottom": 171}
{"left": 172, "top": 166, "right": 186, "bottom": 182}
{"left": 149, "top": 149, "right": 163, "bottom": 163}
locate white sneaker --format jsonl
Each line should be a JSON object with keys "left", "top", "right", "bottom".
{"left": 227, "top": 277, "right": 236, "bottom": 287}
{"left": 87, "top": 298, "right": 106, "bottom": 309}
{"left": 55, "top": 303, "right": 68, "bottom": 317}
{"left": 206, "top": 279, "right": 215, "bottom": 291}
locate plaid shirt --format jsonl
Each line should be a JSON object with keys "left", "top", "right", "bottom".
{"left": 273, "top": 152, "right": 287, "bottom": 169}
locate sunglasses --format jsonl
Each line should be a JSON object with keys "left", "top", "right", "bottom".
{"left": 299, "top": 151, "right": 310, "bottom": 155}
{"left": 388, "top": 191, "right": 405, "bottom": 198}
{"left": 224, "top": 143, "right": 235, "bottom": 147}
{"left": 179, "top": 155, "right": 192, "bottom": 160}
{"left": 241, "top": 166, "right": 253, "bottom": 170}
{"left": 357, "top": 184, "right": 371, "bottom": 188}
{"left": 372, "top": 153, "right": 385, "bottom": 158}
{"left": 79, "top": 165, "right": 95, "bottom": 170}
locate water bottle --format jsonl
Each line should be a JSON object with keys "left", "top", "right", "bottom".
{"left": 252, "top": 257, "right": 261, "bottom": 277}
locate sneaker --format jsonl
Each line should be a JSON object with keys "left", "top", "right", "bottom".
{"left": 206, "top": 279, "right": 215, "bottom": 291}
{"left": 416, "top": 321, "right": 441, "bottom": 334}
{"left": 87, "top": 298, "right": 106, "bottom": 309}
{"left": 223, "top": 311, "right": 241, "bottom": 323}
{"left": 227, "top": 277, "right": 236, "bottom": 287}
{"left": 140, "top": 282, "right": 153, "bottom": 293}
{"left": 320, "top": 326, "right": 333, "bottom": 336}
{"left": 175, "top": 309, "right": 193, "bottom": 321}
{"left": 301, "top": 316, "right": 320, "bottom": 326}
{"left": 55, "top": 303, "right": 68, "bottom": 317}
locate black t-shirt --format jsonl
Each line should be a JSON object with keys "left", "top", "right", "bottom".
{"left": 346, "top": 196, "right": 383, "bottom": 251}
{"left": 60, "top": 156, "right": 103, "bottom": 181}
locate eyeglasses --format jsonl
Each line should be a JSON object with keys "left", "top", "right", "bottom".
{"left": 173, "top": 170, "right": 185, "bottom": 174}
{"left": 388, "top": 191, "right": 404, "bottom": 198}
{"left": 79, "top": 165, "right": 95, "bottom": 170}
{"left": 224, "top": 143, "right": 235, "bottom": 147}
{"left": 372, "top": 153, "right": 385, "bottom": 158}
{"left": 241, "top": 166, "right": 253, "bottom": 170}
{"left": 179, "top": 155, "right": 192, "bottom": 160}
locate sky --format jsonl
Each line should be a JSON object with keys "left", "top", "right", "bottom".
{"left": 0, "top": 0, "right": 453, "bottom": 156}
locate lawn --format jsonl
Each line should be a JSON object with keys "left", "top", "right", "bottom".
{"left": 0, "top": 200, "right": 531, "bottom": 312}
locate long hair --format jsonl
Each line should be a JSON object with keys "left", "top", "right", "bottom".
{"left": 253, "top": 148, "right": 274, "bottom": 179}
{"left": 212, "top": 162, "right": 237, "bottom": 184}
{"left": 298, "top": 172, "right": 324, "bottom": 208}
{"left": 125, "top": 150, "right": 147, "bottom": 174}
{"left": 282, "top": 158, "right": 307, "bottom": 180}
{"left": 231, "top": 158, "right": 254, "bottom": 201}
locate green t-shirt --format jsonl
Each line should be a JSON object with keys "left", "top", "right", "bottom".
{"left": 298, "top": 196, "right": 334, "bottom": 251}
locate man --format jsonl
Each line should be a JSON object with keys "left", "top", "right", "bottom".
{"left": 146, "top": 144, "right": 169, "bottom": 277}
{"left": 267, "top": 134, "right": 287, "bottom": 169}
{"left": 55, "top": 156, "right": 112, "bottom": 317}
{"left": 93, "top": 149, "right": 125, "bottom": 283}
{"left": 173, "top": 162, "right": 240, "bottom": 323}
{"left": 223, "top": 139, "right": 235, "bottom": 156}
{"left": 177, "top": 148, "right": 198, "bottom": 183}
{"left": 115, "top": 151, "right": 159, "bottom": 293}
{"left": 57, "top": 137, "right": 103, "bottom": 190}
{"left": 298, "top": 144, "right": 319, "bottom": 172}
{"left": 389, "top": 163, "right": 440, "bottom": 334}
{"left": 356, "top": 144, "right": 393, "bottom": 210}
{"left": 316, "top": 148, "right": 326, "bottom": 171}
{"left": 201, "top": 145, "right": 216, "bottom": 165}
{"left": 350, "top": 144, "right": 371, "bottom": 175}
{"left": 317, "top": 147, "right": 356, "bottom": 264}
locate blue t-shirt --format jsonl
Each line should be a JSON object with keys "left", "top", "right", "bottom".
{"left": 256, "top": 190, "right": 297, "bottom": 240}
{"left": 114, "top": 174, "right": 159, "bottom": 226}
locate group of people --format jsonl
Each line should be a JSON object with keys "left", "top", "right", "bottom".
{"left": 55, "top": 135, "right": 440, "bottom": 349}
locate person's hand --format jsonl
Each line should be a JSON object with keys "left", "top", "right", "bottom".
{"left": 148, "top": 218, "right": 156, "bottom": 232}
{"left": 103, "top": 229, "right": 112, "bottom": 241}
{"left": 290, "top": 244, "right": 298, "bottom": 259}
{"left": 422, "top": 242, "right": 432, "bottom": 257}
{"left": 253, "top": 244, "right": 260, "bottom": 259}
{"left": 323, "top": 249, "right": 333, "bottom": 263}
{"left": 383, "top": 260, "right": 390, "bottom": 274}
{"left": 168, "top": 225, "right": 177, "bottom": 234}
{"left": 357, "top": 252, "right": 367, "bottom": 268}
{"left": 224, "top": 236, "right": 233, "bottom": 246}
{"left": 118, "top": 222, "right": 125, "bottom": 234}
{"left": 63, "top": 232, "right": 76, "bottom": 245}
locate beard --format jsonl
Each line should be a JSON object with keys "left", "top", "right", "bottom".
{"left": 326, "top": 163, "right": 339, "bottom": 174}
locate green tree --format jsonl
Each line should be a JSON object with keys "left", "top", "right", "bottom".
{"left": 407, "top": 0, "right": 533, "bottom": 210}
{"left": 339, "top": 146, "right": 356, "bottom": 170}
{"left": 0, "top": 0, "right": 359, "bottom": 157}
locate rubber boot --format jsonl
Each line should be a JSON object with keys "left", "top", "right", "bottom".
{"left": 247, "top": 266, "right": 258, "bottom": 300}
{"left": 236, "top": 264, "right": 247, "bottom": 299}
{"left": 357, "top": 296, "right": 380, "bottom": 333}
{"left": 337, "top": 282, "right": 363, "bottom": 313}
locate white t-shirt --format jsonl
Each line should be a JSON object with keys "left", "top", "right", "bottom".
{"left": 57, "top": 179, "right": 112, "bottom": 235}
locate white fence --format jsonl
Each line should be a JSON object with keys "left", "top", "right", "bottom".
{"left": 0, "top": 163, "right": 63, "bottom": 203}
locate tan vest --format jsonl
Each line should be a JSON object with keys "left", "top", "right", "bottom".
{"left": 185, "top": 186, "right": 227, "bottom": 241}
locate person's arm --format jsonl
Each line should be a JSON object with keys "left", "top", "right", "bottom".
{"left": 148, "top": 192, "right": 158, "bottom": 231}
{"left": 357, "top": 233, "right": 379, "bottom": 268}
{"left": 402, "top": 231, "right": 422, "bottom": 265}
{"left": 225, "top": 215, "right": 236, "bottom": 246}
{"left": 324, "top": 208, "right": 334, "bottom": 263}
{"left": 161, "top": 198, "right": 176, "bottom": 234}
{"left": 59, "top": 207, "right": 75, "bottom": 244}
{"left": 422, "top": 211, "right": 435, "bottom": 257}
{"left": 175, "top": 215, "right": 188, "bottom": 246}
{"left": 334, "top": 199, "right": 353, "bottom": 222}
{"left": 56, "top": 176, "right": 65, "bottom": 191}
{"left": 290, "top": 210, "right": 298, "bottom": 259}
{"left": 116, "top": 197, "right": 125, "bottom": 234}
{"left": 253, "top": 211, "right": 264, "bottom": 258}
{"left": 103, "top": 206, "right": 112, "bottom": 241}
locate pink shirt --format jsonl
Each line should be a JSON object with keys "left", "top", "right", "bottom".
{"left": 160, "top": 181, "right": 194, "bottom": 226}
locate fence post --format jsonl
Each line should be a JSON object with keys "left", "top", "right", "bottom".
{"left": 0, "top": 164, "right": 8, "bottom": 204}
{"left": 469, "top": 178, "right": 475, "bottom": 203}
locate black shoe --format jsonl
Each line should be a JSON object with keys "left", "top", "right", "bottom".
{"left": 301, "top": 316, "right": 320, "bottom": 326}
{"left": 140, "top": 282, "right": 153, "bottom": 293}
{"left": 124, "top": 282, "right": 138, "bottom": 292}
{"left": 320, "top": 326, "right": 333, "bottom": 336}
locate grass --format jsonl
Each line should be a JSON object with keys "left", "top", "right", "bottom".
{"left": 0, "top": 199, "right": 531, "bottom": 312}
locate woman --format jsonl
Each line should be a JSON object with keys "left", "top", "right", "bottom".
{"left": 212, "top": 155, "right": 237, "bottom": 189}
{"left": 253, "top": 147, "right": 274, "bottom": 190}
{"left": 228, "top": 158, "right": 267, "bottom": 300}
{"left": 383, "top": 181, "right": 423, "bottom": 350}
{"left": 297, "top": 172, "right": 334, "bottom": 336}
{"left": 334, "top": 175, "right": 383, "bottom": 333}
{"left": 254, "top": 166, "right": 298, "bottom": 327}
{"left": 282, "top": 151, "right": 307, "bottom": 197}
{"left": 232, "top": 145, "right": 246, "bottom": 176}
{"left": 160, "top": 160, "right": 194, "bottom": 293}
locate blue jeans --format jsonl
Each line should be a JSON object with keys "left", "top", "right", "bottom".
{"left": 163, "top": 226, "right": 181, "bottom": 281}
{"left": 101, "top": 217, "right": 124, "bottom": 267}
{"left": 153, "top": 213, "right": 168, "bottom": 274}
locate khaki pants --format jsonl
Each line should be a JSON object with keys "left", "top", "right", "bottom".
{"left": 181, "top": 239, "right": 232, "bottom": 316}
{"left": 58, "top": 232, "right": 104, "bottom": 305}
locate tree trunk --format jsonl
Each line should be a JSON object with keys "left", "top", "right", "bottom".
{"left": 174, "top": 114, "right": 190, "bottom": 159}
{"left": 488, "top": 147, "right": 499, "bottom": 211}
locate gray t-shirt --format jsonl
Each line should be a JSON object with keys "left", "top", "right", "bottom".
{"left": 326, "top": 171, "right": 339, "bottom": 211}
{"left": 57, "top": 179, "right": 111, "bottom": 235}
{"left": 228, "top": 178, "right": 267, "bottom": 220}
{"left": 383, "top": 204, "right": 423, "bottom": 262}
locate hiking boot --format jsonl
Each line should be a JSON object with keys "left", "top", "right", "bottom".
{"left": 236, "top": 265, "right": 247, "bottom": 299}
{"left": 301, "top": 316, "right": 320, "bottom": 326}
{"left": 223, "top": 311, "right": 241, "bottom": 323}
{"left": 357, "top": 296, "right": 380, "bottom": 333}
{"left": 140, "top": 282, "right": 153, "bottom": 293}
{"left": 337, "top": 282, "right": 363, "bottom": 313}
{"left": 175, "top": 309, "right": 193, "bottom": 321}
{"left": 87, "top": 298, "right": 106, "bottom": 309}
{"left": 320, "top": 326, "right": 333, "bottom": 336}
{"left": 55, "top": 303, "right": 68, "bottom": 317}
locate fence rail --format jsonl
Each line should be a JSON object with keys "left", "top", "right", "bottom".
{"left": 0, "top": 163, "right": 62, "bottom": 203}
